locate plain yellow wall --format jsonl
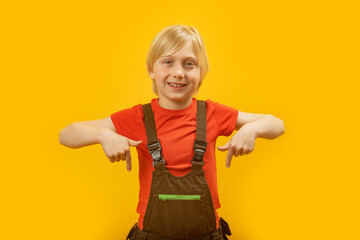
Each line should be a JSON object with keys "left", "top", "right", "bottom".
{"left": 1, "top": 0, "right": 359, "bottom": 239}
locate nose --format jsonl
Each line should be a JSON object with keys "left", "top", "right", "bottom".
{"left": 171, "top": 63, "right": 185, "bottom": 79}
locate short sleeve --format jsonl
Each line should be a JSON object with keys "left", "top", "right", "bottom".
{"left": 206, "top": 99, "right": 239, "bottom": 136}
{"left": 110, "top": 104, "right": 143, "bottom": 140}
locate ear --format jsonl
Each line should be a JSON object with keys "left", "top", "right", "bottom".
{"left": 196, "top": 77, "right": 204, "bottom": 93}
{"left": 148, "top": 70, "right": 155, "bottom": 80}
{"left": 198, "top": 77, "right": 204, "bottom": 86}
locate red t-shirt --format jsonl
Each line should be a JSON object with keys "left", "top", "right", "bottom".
{"left": 110, "top": 98, "right": 238, "bottom": 230}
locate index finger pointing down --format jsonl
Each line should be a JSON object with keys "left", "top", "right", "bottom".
{"left": 226, "top": 148, "right": 234, "bottom": 168}
{"left": 125, "top": 151, "right": 132, "bottom": 172}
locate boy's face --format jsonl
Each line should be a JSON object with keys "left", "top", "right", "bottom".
{"left": 149, "top": 40, "right": 201, "bottom": 109}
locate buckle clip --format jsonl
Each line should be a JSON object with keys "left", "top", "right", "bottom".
{"left": 147, "top": 140, "right": 164, "bottom": 165}
{"left": 193, "top": 140, "right": 207, "bottom": 162}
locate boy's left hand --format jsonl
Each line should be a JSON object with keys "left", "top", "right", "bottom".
{"left": 217, "top": 123, "right": 257, "bottom": 168}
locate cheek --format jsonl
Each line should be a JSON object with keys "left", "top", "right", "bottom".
{"left": 190, "top": 71, "right": 201, "bottom": 82}
{"left": 191, "top": 69, "right": 201, "bottom": 78}
{"left": 154, "top": 75, "right": 167, "bottom": 87}
{"left": 155, "top": 68, "right": 168, "bottom": 78}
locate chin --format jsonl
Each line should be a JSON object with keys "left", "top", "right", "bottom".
{"left": 171, "top": 95, "right": 190, "bottom": 102}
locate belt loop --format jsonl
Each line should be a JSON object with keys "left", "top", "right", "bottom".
{"left": 219, "top": 217, "right": 232, "bottom": 237}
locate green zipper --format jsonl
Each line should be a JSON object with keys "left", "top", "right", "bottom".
{"left": 158, "top": 194, "right": 201, "bottom": 201}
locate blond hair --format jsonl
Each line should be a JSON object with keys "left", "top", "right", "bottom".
{"left": 146, "top": 25, "right": 209, "bottom": 95}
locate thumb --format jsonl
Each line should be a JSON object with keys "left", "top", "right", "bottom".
{"left": 127, "top": 138, "right": 142, "bottom": 147}
{"left": 217, "top": 141, "right": 230, "bottom": 151}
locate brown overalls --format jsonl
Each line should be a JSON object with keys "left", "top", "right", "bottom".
{"left": 126, "top": 100, "right": 231, "bottom": 240}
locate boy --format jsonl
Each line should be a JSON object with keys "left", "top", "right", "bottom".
{"left": 59, "top": 25, "right": 285, "bottom": 239}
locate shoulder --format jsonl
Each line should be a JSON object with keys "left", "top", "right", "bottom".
{"left": 203, "top": 99, "right": 239, "bottom": 136}
{"left": 203, "top": 99, "right": 230, "bottom": 109}
{"left": 110, "top": 103, "right": 144, "bottom": 121}
{"left": 204, "top": 99, "right": 238, "bottom": 116}
{"left": 110, "top": 101, "right": 153, "bottom": 136}
{"left": 110, "top": 99, "right": 158, "bottom": 119}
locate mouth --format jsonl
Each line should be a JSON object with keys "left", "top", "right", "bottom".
{"left": 168, "top": 82, "right": 187, "bottom": 89}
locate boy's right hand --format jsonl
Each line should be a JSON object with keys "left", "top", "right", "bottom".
{"left": 98, "top": 129, "right": 142, "bottom": 171}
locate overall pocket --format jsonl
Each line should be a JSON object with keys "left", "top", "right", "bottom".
{"left": 158, "top": 194, "right": 201, "bottom": 201}
{"left": 151, "top": 194, "right": 206, "bottom": 239}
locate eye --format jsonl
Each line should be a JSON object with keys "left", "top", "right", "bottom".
{"left": 185, "top": 62, "right": 195, "bottom": 66}
{"left": 163, "top": 60, "right": 172, "bottom": 64}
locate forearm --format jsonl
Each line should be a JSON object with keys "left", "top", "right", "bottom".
{"left": 245, "top": 114, "right": 285, "bottom": 139}
{"left": 59, "top": 122, "right": 107, "bottom": 148}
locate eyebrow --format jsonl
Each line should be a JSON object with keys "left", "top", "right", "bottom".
{"left": 161, "top": 55, "right": 198, "bottom": 62}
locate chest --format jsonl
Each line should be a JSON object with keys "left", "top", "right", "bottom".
{"left": 139, "top": 113, "right": 218, "bottom": 162}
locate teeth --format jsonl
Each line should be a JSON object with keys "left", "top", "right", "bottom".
{"left": 169, "top": 83, "right": 183, "bottom": 87}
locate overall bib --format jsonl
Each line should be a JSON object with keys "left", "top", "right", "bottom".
{"left": 126, "top": 100, "right": 231, "bottom": 240}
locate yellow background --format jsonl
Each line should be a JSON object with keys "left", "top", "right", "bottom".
{"left": 1, "top": 0, "right": 359, "bottom": 239}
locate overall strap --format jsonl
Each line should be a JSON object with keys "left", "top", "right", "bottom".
{"left": 142, "top": 101, "right": 207, "bottom": 169}
{"left": 192, "top": 100, "right": 207, "bottom": 170}
{"left": 142, "top": 103, "right": 165, "bottom": 167}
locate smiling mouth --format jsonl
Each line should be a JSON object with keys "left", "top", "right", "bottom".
{"left": 168, "top": 82, "right": 186, "bottom": 88}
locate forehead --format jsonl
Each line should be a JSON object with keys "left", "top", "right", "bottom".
{"left": 161, "top": 41, "right": 197, "bottom": 60}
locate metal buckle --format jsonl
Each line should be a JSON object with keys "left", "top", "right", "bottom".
{"left": 194, "top": 148, "right": 205, "bottom": 158}
{"left": 193, "top": 140, "right": 207, "bottom": 163}
{"left": 147, "top": 140, "right": 164, "bottom": 165}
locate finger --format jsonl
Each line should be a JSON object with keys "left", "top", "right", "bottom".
{"left": 243, "top": 149, "right": 248, "bottom": 155}
{"left": 109, "top": 157, "right": 115, "bottom": 163}
{"left": 114, "top": 154, "right": 120, "bottom": 162}
{"left": 244, "top": 149, "right": 252, "bottom": 155}
{"left": 239, "top": 148, "right": 245, "bottom": 156}
{"left": 217, "top": 141, "right": 230, "bottom": 151}
{"left": 127, "top": 139, "right": 142, "bottom": 147}
{"left": 125, "top": 151, "right": 132, "bottom": 172}
{"left": 119, "top": 152, "right": 125, "bottom": 161}
{"left": 234, "top": 148, "right": 241, "bottom": 157}
{"left": 226, "top": 148, "right": 234, "bottom": 168}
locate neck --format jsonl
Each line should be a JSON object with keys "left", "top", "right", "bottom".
{"left": 158, "top": 97, "right": 193, "bottom": 110}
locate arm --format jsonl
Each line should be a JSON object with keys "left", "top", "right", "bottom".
{"left": 234, "top": 111, "right": 285, "bottom": 139}
{"left": 218, "top": 111, "right": 285, "bottom": 167}
{"left": 59, "top": 117, "right": 141, "bottom": 171}
{"left": 59, "top": 118, "right": 115, "bottom": 148}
